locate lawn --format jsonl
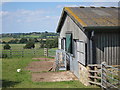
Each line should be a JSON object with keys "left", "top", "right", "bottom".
{"left": 2, "top": 57, "right": 98, "bottom": 88}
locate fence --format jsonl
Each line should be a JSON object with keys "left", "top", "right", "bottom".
{"left": 1, "top": 48, "right": 56, "bottom": 58}
{"left": 88, "top": 62, "right": 120, "bottom": 90}
{"left": 88, "top": 64, "right": 101, "bottom": 86}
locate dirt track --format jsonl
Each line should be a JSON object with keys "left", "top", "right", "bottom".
{"left": 32, "top": 71, "right": 78, "bottom": 82}
{"left": 25, "top": 58, "right": 78, "bottom": 82}
{"left": 25, "top": 61, "right": 54, "bottom": 72}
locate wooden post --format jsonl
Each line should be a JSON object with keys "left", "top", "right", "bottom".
{"left": 44, "top": 48, "right": 48, "bottom": 57}
{"left": 87, "top": 66, "right": 91, "bottom": 85}
{"left": 101, "top": 62, "right": 107, "bottom": 89}
{"left": 22, "top": 50, "right": 24, "bottom": 57}
{"left": 94, "top": 66, "right": 97, "bottom": 83}
{"left": 10, "top": 49, "right": 12, "bottom": 57}
{"left": 33, "top": 49, "right": 35, "bottom": 56}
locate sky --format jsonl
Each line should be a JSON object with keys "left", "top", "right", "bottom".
{"left": 1, "top": 1, "right": 119, "bottom": 33}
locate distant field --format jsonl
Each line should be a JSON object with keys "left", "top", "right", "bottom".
{"left": 1, "top": 43, "right": 40, "bottom": 50}
{"left": 1, "top": 37, "right": 19, "bottom": 42}
{"left": 20, "top": 35, "right": 40, "bottom": 38}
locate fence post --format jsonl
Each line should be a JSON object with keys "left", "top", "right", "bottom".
{"left": 94, "top": 66, "right": 97, "bottom": 83}
{"left": 33, "top": 49, "right": 35, "bottom": 56}
{"left": 101, "top": 62, "right": 107, "bottom": 89}
{"left": 44, "top": 48, "right": 48, "bottom": 57}
{"left": 22, "top": 50, "right": 24, "bottom": 57}
{"left": 10, "top": 49, "right": 12, "bottom": 57}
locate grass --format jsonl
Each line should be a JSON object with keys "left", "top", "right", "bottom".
{"left": 1, "top": 43, "right": 40, "bottom": 50}
{"left": 2, "top": 57, "right": 98, "bottom": 88}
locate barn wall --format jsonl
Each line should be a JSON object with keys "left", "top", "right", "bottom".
{"left": 60, "top": 15, "right": 89, "bottom": 42}
{"left": 60, "top": 15, "right": 90, "bottom": 62}
{"left": 93, "top": 32, "right": 120, "bottom": 65}
{"left": 59, "top": 15, "right": 91, "bottom": 84}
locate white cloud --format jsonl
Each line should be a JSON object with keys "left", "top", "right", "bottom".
{"left": 0, "top": 11, "right": 9, "bottom": 16}
{"left": 2, "top": 9, "right": 54, "bottom": 23}
{"left": 16, "top": 19, "right": 22, "bottom": 22}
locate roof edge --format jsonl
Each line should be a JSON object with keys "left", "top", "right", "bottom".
{"left": 56, "top": 7, "right": 120, "bottom": 33}
{"left": 85, "top": 26, "right": 120, "bottom": 31}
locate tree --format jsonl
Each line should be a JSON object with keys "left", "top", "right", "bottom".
{"left": 28, "top": 38, "right": 38, "bottom": 42}
{"left": 24, "top": 41, "right": 35, "bottom": 49}
{"left": 19, "top": 38, "right": 28, "bottom": 43}
{"left": 34, "top": 38, "right": 39, "bottom": 42}
{"left": 4, "top": 44, "right": 11, "bottom": 50}
{"left": 40, "top": 39, "right": 46, "bottom": 48}
{"left": 2, "top": 41, "right": 6, "bottom": 44}
{"left": 46, "top": 38, "right": 58, "bottom": 48}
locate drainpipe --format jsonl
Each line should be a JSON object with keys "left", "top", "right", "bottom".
{"left": 90, "top": 31, "right": 94, "bottom": 64}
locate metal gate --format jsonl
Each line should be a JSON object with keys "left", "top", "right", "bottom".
{"left": 66, "top": 53, "right": 79, "bottom": 79}
{"left": 88, "top": 62, "right": 120, "bottom": 89}
{"left": 101, "top": 62, "right": 120, "bottom": 89}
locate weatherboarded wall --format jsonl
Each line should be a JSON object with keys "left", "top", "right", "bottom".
{"left": 59, "top": 15, "right": 90, "bottom": 83}
{"left": 59, "top": 15, "right": 90, "bottom": 62}
{"left": 92, "top": 32, "right": 120, "bottom": 65}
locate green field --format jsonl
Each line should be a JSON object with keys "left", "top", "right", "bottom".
{"left": 2, "top": 57, "right": 97, "bottom": 88}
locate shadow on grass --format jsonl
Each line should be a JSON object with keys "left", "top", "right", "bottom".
{"left": 1, "top": 80, "right": 21, "bottom": 88}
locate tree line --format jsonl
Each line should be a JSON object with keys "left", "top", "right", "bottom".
{"left": 3, "top": 38, "right": 58, "bottom": 50}
{"left": 2, "top": 38, "right": 39, "bottom": 44}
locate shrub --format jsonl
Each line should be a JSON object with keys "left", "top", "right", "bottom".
{"left": 19, "top": 38, "right": 28, "bottom": 44}
{"left": 2, "top": 41, "right": 6, "bottom": 44}
{"left": 1, "top": 53, "right": 8, "bottom": 58}
{"left": 4, "top": 44, "right": 11, "bottom": 50}
{"left": 24, "top": 41, "right": 35, "bottom": 49}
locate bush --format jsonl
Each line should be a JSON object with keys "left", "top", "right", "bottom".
{"left": 24, "top": 41, "right": 35, "bottom": 49}
{"left": 2, "top": 41, "right": 6, "bottom": 44}
{"left": 46, "top": 38, "right": 58, "bottom": 48}
{"left": 8, "top": 39, "right": 19, "bottom": 44}
{"left": 4, "top": 44, "right": 11, "bottom": 50}
{"left": 19, "top": 38, "right": 28, "bottom": 44}
{"left": 1, "top": 54, "right": 8, "bottom": 58}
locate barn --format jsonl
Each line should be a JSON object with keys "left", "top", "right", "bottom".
{"left": 55, "top": 7, "right": 120, "bottom": 86}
